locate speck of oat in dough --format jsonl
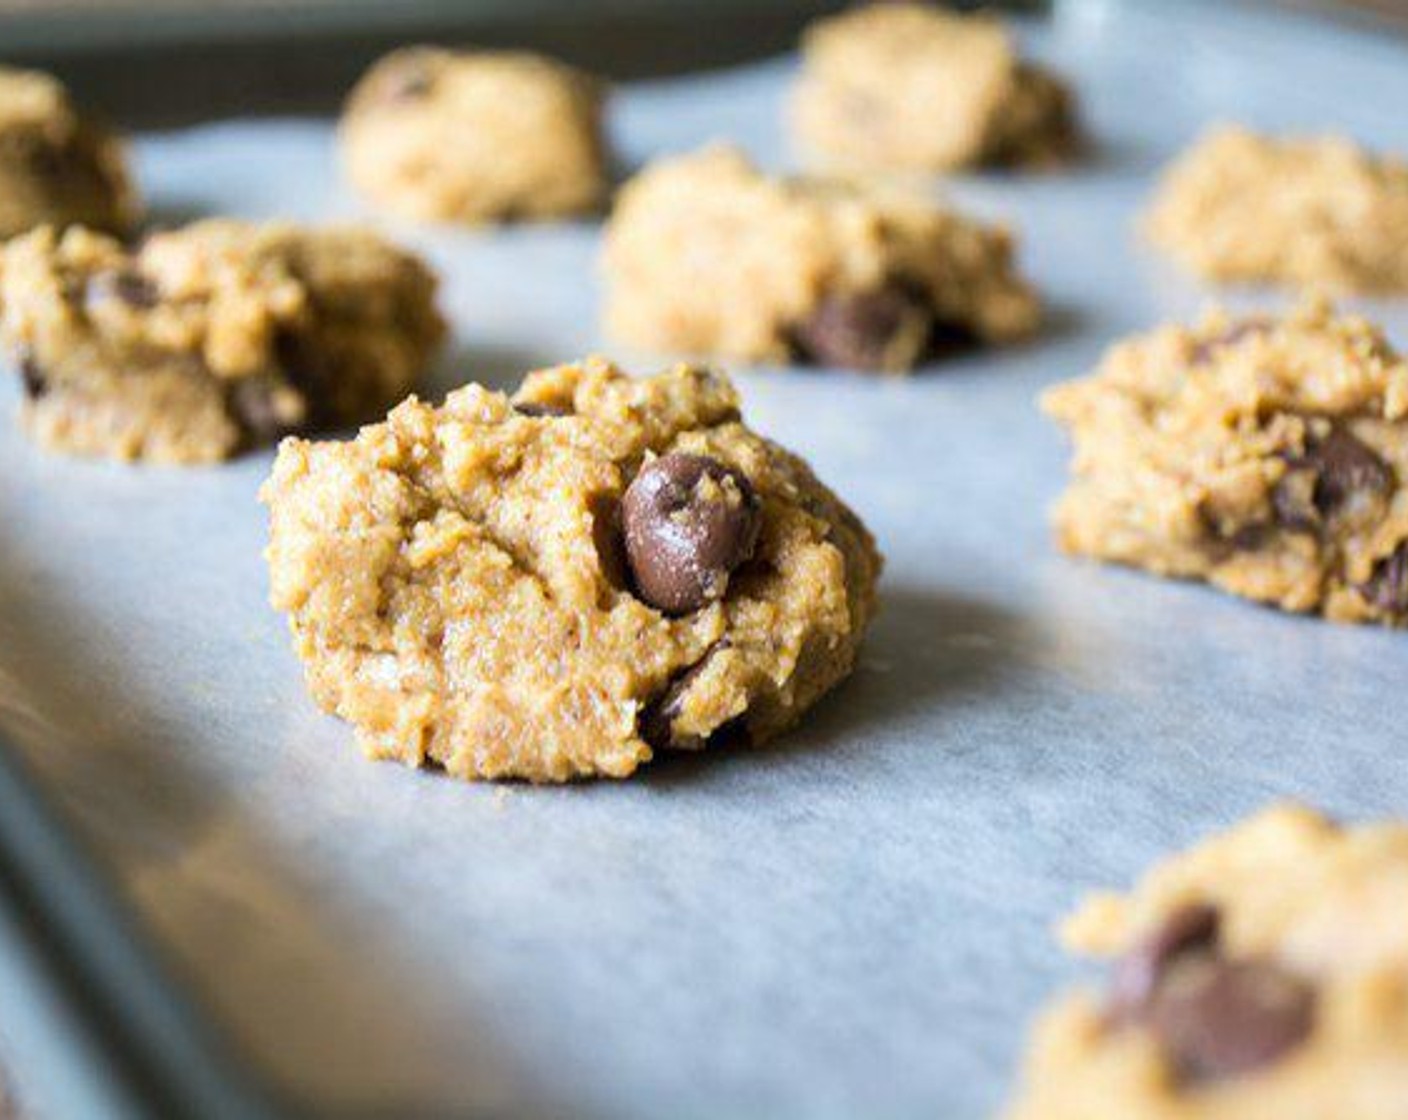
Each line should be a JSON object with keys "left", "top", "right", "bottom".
{"left": 339, "top": 46, "right": 608, "bottom": 224}
{"left": 1043, "top": 299, "right": 1408, "bottom": 626}
{"left": 0, "top": 65, "right": 138, "bottom": 239}
{"left": 1005, "top": 804, "right": 1408, "bottom": 1119}
{"left": 260, "top": 356, "right": 882, "bottom": 784}
{"left": 0, "top": 219, "right": 445, "bottom": 464}
{"left": 790, "top": 2, "right": 1080, "bottom": 174}
{"left": 1144, "top": 124, "right": 1408, "bottom": 292}
{"left": 602, "top": 145, "right": 1040, "bottom": 370}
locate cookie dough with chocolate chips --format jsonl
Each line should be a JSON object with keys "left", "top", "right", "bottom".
{"left": 1, "top": 221, "right": 444, "bottom": 463}
{"left": 340, "top": 47, "right": 608, "bottom": 224}
{"left": 602, "top": 145, "right": 1040, "bottom": 371}
{"left": 261, "top": 357, "right": 882, "bottom": 782}
{"left": 1006, "top": 805, "right": 1408, "bottom": 1119}
{"left": 1043, "top": 301, "right": 1408, "bottom": 625}
{"left": 1145, "top": 125, "right": 1408, "bottom": 292}
{"left": 791, "top": 3, "right": 1079, "bottom": 174}
{"left": 0, "top": 66, "right": 138, "bottom": 239}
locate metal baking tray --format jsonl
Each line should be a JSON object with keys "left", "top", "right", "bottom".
{"left": 3, "top": 2, "right": 1408, "bottom": 1117}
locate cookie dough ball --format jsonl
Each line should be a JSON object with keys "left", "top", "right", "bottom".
{"left": 1006, "top": 805, "right": 1408, "bottom": 1119}
{"left": 0, "top": 66, "right": 138, "bottom": 239}
{"left": 1043, "top": 300, "right": 1408, "bottom": 626}
{"left": 603, "top": 146, "right": 1040, "bottom": 371}
{"left": 1145, "top": 125, "right": 1408, "bottom": 292}
{"left": 261, "top": 357, "right": 882, "bottom": 782}
{"left": 791, "top": 3, "right": 1079, "bottom": 174}
{"left": 2, "top": 220, "right": 445, "bottom": 463}
{"left": 340, "top": 47, "right": 608, "bottom": 224}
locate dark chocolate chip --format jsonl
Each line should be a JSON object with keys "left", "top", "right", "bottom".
{"left": 18, "top": 352, "right": 46, "bottom": 400}
{"left": 86, "top": 269, "right": 159, "bottom": 311}
{"left": 1191, "top": 318, "right": 1272, "bottom": 363}
{"left": 380, "top": 53, "right": 437, "bottom": 101}
{"left": 1307, "top": 428, "right": 1390, "bottom": 515}
{"left": 1146, "top": 956, "right": 1315, "bottom": 1083}
{"left": 639, "top": 640, "right": 731, "bottom": 749}
{"left": 621, "top": 452, "right": 761, "bottom": 614}
{"left": 791, "top": 285, "right": 932, "bottom": 371}
{"left": 271, "top": 329, "right": 333, "bottom": 428}
{"left": 1359, "top": 541, "right": 1408, "bottom": 615}
{"left": 1109, "top": 903, "right": 1221, "bottom": 1021}
{"left": 514, "top": 400, "right": 571, "bottom": 417}
{"left": 227, "top": 379, "right": 300, "bottom": 443}
{"left": 1274, "top": 427, "right": 1391, "bottom": 531}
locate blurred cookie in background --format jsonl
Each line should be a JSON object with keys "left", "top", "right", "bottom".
{"left": 0, "top": 66, "right": 138, "bottom": 240}
{"left": 340, "top": 47, "right": 609, "bottom": 224}
{"left": 1145, "top": 124, "right": 1408, "bottom": 293}
{"left": 790, "top": 2, "right": 1079, "bottom": 175}
{"left": 2, "top": 220, "right": 444, "bottom": 463}
{"left": 603, "top": 145, "right": 1040, "bottom": 372}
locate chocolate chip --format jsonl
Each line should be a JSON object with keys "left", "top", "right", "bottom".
{"left": 1109, "top": 903, "right": 1221, "bottom": 1021}
{"left": 640, "top": 641, "right": 731, "bottom": 749}
{"left": 1359, "top": 541, "right": 1408, "bottom": 615}
{"left": 1192, "top": 318, "right": 1271, "bottom": 363}
{"left": 86, "top": 269, "right": 159, "bottom": 311}
{"left": 514, "top": 400, "right": 570, "bottom": 418}
{"left": 227, "top": 378, "right": 301, "bottom": 443}
{"left": 1308, "top": 428, "right": 1390, "bottom": 514}
{"left": 18, "top": 352, "right": 46, "bottom": 400}
{"left": 1146, "top": 956, "right": 1315, "bottom": 1083}
{"left": 791, "top": 285, "right": 933, "bottom": 371}
{"left": 621, "top": 452, "right": 761, "bottom": 614}
{"left": 380, "top": 54, "right": 436, "bottom": 101}
{"left": 1274, "top": 426, "right": 1391, "bottom": 532}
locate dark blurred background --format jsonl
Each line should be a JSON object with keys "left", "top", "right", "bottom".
{"left": 2, "top": 1, "right": 1404, "bottom": 128}
{"left": 0, "top": 0, "right": 1040, "bottom": 126}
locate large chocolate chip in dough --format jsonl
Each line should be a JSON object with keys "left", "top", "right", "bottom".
{"left": 1308, "top": 427, "right": 1391, "bottom": 515}
{"left": 85, "top": 269, "right": 159, "bottom": 311}
{"left": 622, "top": 452, "right": 761, "bottom": 615}
{"left": 1274, "top": 426, "right": 1391, "bottom": 531}
{"left": 792, "top": 285, "right": 934, "bottom": 371}
{"left": 1146, "top": 956, "right": 1315, "bottom": 1083}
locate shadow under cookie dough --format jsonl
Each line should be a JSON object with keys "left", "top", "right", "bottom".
{"left": 640, "top": 586, "right": 1029, "bottom": 785}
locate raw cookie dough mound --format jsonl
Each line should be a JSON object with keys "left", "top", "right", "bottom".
{"left": 1006, "top": 805, "right": 1408, "bottom": 1119}
{"left": 1, "top": 220, "right": 444, "bottom": 463}
{"left": 261, "top": 357, "right": 883, "bottom": 783}
{"left": 1044, "top": 301, "right": 1408, "bottom": 625}
{"left": 0, "top": 66, "right": 138, "bottom": 239}
{"left": 602, "top": 145, "right": 1040, "bottom": 372}
{"left": 340, "top": 47, "right": 607, "bottom": 224}
{"left": 791, "top": 3, "right": 1079, "bottom": 174}
{"left": 1145, "top": 125, "right": 1408, "bottom": 292}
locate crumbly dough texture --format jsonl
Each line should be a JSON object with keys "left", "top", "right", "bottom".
{"left": 1007, "top": 805, "right": 1408, "bottom": 1119}
{"left": 1044, "top": 301, "right": 1408, "bottom": 625}
{"left": 0, "top": 66, "right": 137, "bottom": 239}
{"left": 1, "top": 221, "right": 444, "bottom": 464}
{"left": 791, "top": 3, "right": 1078, "bottom": 173}
{"left": 341, "top": 47, "right": 607, "bottom": 224}
{"left": 1145, "top": 125, "right": 1408, "bottom": 292}
{"left": 602, "top": 145, "right": 1040, "bottom": 367}
{"left": 261, "top": 358, "right": 882, "bottom": 783}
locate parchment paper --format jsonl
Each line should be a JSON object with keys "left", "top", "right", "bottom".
{"left": 4, "top": 4, "right": 1408, "bottom": 1116}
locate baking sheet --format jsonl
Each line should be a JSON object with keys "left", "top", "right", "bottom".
{"left": 4, "top": 3, "right": 1408, "bottom": 1117}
